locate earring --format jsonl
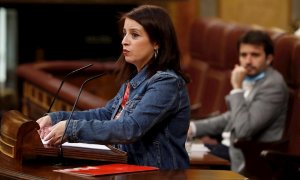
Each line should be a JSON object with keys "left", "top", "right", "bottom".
{"left": 154, "top": 48, "right": 158, "bottom": 59}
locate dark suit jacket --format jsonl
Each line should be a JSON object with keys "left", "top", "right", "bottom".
{"left": 193, "top": 66, "right": 289, "bottom": 172}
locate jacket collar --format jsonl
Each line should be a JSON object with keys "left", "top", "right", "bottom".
{"left": 245, "top": 67, "right": 272, "bottom": 102}
{"left": 128, "top": 66, "right": 149, "bottom": 89}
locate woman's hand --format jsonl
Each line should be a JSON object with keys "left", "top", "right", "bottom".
{"left": 36, "top": 115, "right": 52, "bottom": 140}
{"left": 43, "top": 121, "right": 67, "bottom": 146}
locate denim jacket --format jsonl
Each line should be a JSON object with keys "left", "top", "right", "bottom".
{"left": 49, "top": 67, "right": 190, "bottom": 169}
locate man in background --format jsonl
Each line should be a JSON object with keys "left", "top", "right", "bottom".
{"left": 188, "top": 30, "right": 289, "bottom": 172}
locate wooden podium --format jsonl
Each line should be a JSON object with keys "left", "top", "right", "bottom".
{"left": 0, "top": 110, "right": 127, "bottom": 169}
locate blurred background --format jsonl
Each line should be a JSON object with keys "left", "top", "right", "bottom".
{"left": 0, "top": 0, "right": 299, "bottom": 116}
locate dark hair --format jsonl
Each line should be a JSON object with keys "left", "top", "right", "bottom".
{"left": 116, "top": 5, "right": 189, "bottom": 83}
{"left": 237, "top": 30, "right": 274, "bottom": 56}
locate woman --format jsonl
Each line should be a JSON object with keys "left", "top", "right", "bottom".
{"left": 37, "top": 5, "right": 190, "bottom": 169}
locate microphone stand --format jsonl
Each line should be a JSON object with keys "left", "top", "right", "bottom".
{"left": 58, "top": 72, "right": 107, "bottom": 165}
{"left": 41, "top": 63, "right": 92, "bottom": 166}
{"left": 46, "top": 64, "right": 93, "bottom": 114}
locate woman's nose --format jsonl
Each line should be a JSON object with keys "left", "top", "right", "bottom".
{"left": 122, "top": 35, "right": 129, "bottom": 45}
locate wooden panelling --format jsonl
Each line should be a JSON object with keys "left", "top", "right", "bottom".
{"left": 219, "top": 0, "right": 291, "bottom": 31}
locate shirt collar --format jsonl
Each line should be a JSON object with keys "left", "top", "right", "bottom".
{"left": 244, "top": 71, "right": 266, "bottom": 83}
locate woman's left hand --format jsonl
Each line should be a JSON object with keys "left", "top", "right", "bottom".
{"left": 43, "top": 120, "right": 67, "bottom": 146}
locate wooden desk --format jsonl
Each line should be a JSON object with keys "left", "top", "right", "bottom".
{"left": 187, "top": 142, "right": 230, "bottom": 169}
{"left": 0, "top": 158, "right": 246, "bottom": 180}
{"left": 189, "top": 151, "right": 230, "bottom": 169}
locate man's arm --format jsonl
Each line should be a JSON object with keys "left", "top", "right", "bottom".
{"left": 227, "top": 71, "right": 288, "bottom": 139}
{"left": 192, "top": 112, "right": 230, "bottom": 137}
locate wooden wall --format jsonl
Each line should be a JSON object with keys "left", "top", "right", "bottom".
{"left": 167, "top": 0, "right": 294, "bottom": 65}
{"left": 166, "top": 0, "right": 199, "bottom": 65}
{"left": 218, "top": 0, "right": 291, "bottom": 31}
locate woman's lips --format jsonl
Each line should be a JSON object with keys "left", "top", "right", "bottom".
{"left": 123, "top": 49, "right": 129, "bottom": 56}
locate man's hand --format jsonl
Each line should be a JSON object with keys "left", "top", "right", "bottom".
{"left": 187, "top": 122, "right": 196, "bottom": 140}
{"left": 231, "top": 64, "right": 247, "bottom": 89}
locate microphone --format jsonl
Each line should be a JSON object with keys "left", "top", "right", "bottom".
{"left": 46, "top": 63, "right": 93, "bottom": 114}
{"left": 58, "top": 72, "right": 107, "bottom": 163}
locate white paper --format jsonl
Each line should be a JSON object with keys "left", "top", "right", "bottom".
{"left": 42, "top": 139, "right": 110, "bottom": 151}
{"left": 62, "top": 142, "right": 110, "bottom": 150}
{"left": 186, "top": 142, "right": 210, "bottom": 152}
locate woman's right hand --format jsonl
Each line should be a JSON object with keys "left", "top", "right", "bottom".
{"left": 36, "top": 115, "right": 52, "bottom": 140}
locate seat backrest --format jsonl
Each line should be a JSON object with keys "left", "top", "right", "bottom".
{"left": 273, "top": 35, "right": 299, "bottom": 86}
{"left": 201, "top": 19, "right": 228, "bottom": 69}
{"left": 187, "top": 18, "right": 232, "bottom": 118}
{"left": 287, "top": 90, "right": 300, "bottom": 154}
{"left": 185, "top": 59, "right": 209, "bottom": 114}
{"left": 189, "top": 18, "right": 216, "bottom": 60}
{"left": 193, "top": 68, "right": 232, "bottom": 118}
{"left": 291, "top": 40, "right": 300, "bottom": 88}
{"left": 221, "top": 23, "right": 251, "bottom": 69}
{"left": 267, "top": 28, "right": 287, "bottom": 44}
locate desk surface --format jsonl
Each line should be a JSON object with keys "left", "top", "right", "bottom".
{"left": 187, "top": 142, "right": 230, "bottom": 168}
{"left": 0, "top": 158, "right": 246, "bottom": 180}
{"left": 189, "top": 151, "right": 230, "bottom": 167}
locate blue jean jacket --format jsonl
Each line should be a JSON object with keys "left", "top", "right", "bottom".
{"left": 49, "top": 67, "right": 190, "bottom": 169}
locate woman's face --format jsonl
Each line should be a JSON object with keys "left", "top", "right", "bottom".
{"left": 122, "top": 18, "right": 158, "bottom": 72}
